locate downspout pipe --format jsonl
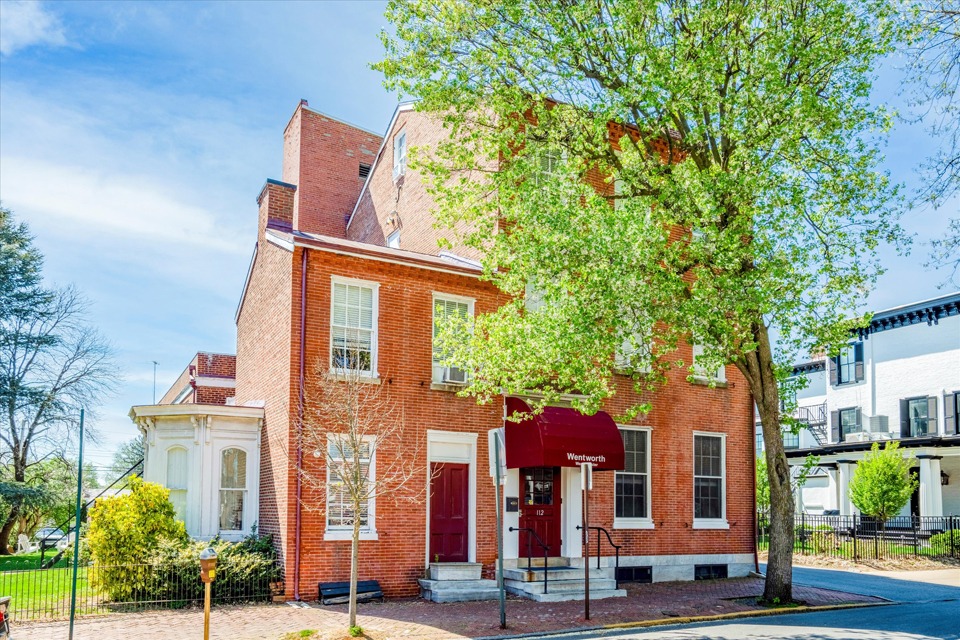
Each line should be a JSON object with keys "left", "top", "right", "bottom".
{"left": 294, "top": 247, "right": 307, "bottom": 600}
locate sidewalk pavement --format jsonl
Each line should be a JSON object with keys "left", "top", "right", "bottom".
{"left": 14, "top": 577, "right": 884, "bottom": 640}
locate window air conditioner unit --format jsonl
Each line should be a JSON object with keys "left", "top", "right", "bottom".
{"left": 442, "top": 366, "right": 468, "bottom": 385}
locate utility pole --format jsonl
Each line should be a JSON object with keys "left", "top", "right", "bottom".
{"left": 68, "top": 409, "right": 85, "bottom": 640}
{"left": 152, "top": 361, "right": 159, "bottom": 404}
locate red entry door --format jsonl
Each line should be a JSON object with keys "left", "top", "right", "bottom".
{"left": 519, "top": 467, "right": 562, "bottom": 557}
{"left": 429, "top": 462, "right": 469, "bottom": 563}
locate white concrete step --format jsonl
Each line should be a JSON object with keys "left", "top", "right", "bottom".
{"left": 502, "top": 566, "right": 612, "bottom": 582}
{"left": 428, "top": 562, "right": 483, "bottom": 581}
{"left": 504, "top": 582, "right": 627, "bottom": 602}
{"left": 418, "top": 578, "right": 500, "bottom": 603}
{"left": 504, "top": 577, "right": 619, "bottom": 594}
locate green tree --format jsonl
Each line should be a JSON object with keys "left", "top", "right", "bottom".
{"left": 849, "top": 441, "right": 918, "bottom": 524}
{"left": 0, "top": 209, "right": 116, "bottom": 553}
{"left": 909, "top": 3, "right": 960, "bottom": 282}
{"left": 379, "top": 0, "right": 905, "bottom": 602}
{"left": 110, "top": 436, "right": 145, "bottom": 480}
{"left": 87, "top": 477, "right": 188, "bottom": 600}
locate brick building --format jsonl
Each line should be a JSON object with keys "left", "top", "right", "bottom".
{"left": 226, "top": 100, "right": 758, "bottom": 602}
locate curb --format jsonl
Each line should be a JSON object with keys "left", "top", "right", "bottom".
{"left": 474, "top": 600, "right": 892, "bottom": 640}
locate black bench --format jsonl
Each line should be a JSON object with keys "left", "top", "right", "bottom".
{"left": 318, "top": 580, "right": 384, "bottom": 605}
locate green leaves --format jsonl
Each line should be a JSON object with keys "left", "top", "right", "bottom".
{"left": 849, "top": 441, "right": 919, "bottom": 522}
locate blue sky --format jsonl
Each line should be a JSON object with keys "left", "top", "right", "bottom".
{"left": 0, "top": 1, "right": 956, "bottom": 474}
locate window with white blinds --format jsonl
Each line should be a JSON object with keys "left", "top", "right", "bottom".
{"left": 331, "top": 279, "right": 378, "bottom": 376}
{"left": 219, "top": 448, "right": 247, "bottom": 532}
{"left": 432, "top": 295, "right": 473, "bottom": 383}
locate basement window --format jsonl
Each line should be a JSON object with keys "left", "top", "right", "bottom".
{"left": 694, "top": 564, "right": 728, "bottom": 580}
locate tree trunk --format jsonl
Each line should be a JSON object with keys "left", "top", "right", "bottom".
{"left": 738, "top": 321, "right": 795, "bottom": 603}
{"left": 0, "top": 458, "right": 27, "bottom": 555}
{"left": 349, "top": 516, "right": 360, "bottom": 630}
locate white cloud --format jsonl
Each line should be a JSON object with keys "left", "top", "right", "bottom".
{"left": 0, "top": 1, "right": 67, "bottom": 56}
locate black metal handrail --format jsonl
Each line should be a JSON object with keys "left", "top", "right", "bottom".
{"left": 39, "top": 458, "right": 144, "bottom": 567}
{"left": 508, "top": 526, "right": 550, "bottom": 594}
{"left": 577, "top": 525, "right": 622, "bottom": 589}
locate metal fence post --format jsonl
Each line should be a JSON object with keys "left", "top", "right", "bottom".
{"left": 853, "top": 514, "right": 858, "bottom": 561}
{"left": 952, "top": 516, "right": 957, "bottom": 559}
{"left": 913, "top": 516, "right": 919, "bottom": 557}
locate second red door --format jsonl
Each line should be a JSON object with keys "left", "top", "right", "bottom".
{"left": 519, "top": 467, "right": 562, "bottom": 557}
{"left": 429, "top": 462, "right": 469, "bottom": 563}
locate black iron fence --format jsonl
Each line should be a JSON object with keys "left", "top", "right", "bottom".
{"left": 757, "top": 512, "right": 960, "bottom": 561}
{"left": 0, "top": 560, "right": 284, "bottom": 622}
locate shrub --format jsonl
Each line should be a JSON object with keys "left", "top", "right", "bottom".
{"left": 139, "top": 536, "right": 282, "bottom": 603}
{"left": 87, "top": 477, "right": 188, "bottom": 600}
{"left": 928, "top": 529, "right": 958, "bottom": 554}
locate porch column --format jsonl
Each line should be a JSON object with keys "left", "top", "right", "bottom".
{"left": 836, "top": 460, "right": 856, "bottom": 516}
{"left": 918, "top": 455, "right": 944, "bottom": 518}
{"left": 825, "top": 465, "right": 840, "bottom": 512}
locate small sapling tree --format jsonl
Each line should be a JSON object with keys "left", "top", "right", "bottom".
{"left": 298, "top": 364, "right": 422, "bottom": 632}
{"left": 849, "top": 441, "right": 918, "bottom": 528}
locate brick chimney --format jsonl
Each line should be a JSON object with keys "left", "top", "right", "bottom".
{"left": 281, "top": 100, "right": 382, "bottom": 238}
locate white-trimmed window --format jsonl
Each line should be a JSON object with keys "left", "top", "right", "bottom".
{"left": 326, "top": 437, "right": 376, "bottom": 537}
{"left": 432, "top": 294, "right": 474, "bottom": 384}
{"left": 330, "top": 277, "right": 379, "bottom": 376}
{"left": 393, "top": 129, "right": 407, "bottom": 179}
{"left": 615, "top": 427, "right": 653, "bottom": 528}
{"left": 219, "top": 447, "right": 247, "bottom": 532}
{"left": 615, "top": 331, "right": 652, "bottom": 373}
{"left": 166, "top": 446, "right": 188, "bottom": 522}
{"left": 387, "top": 229, "right": 401, "bottom": 249}
{"left": 693, "top": 433, "right": 727, "bottom": 527}
{"left": 692, "top": 343, "right": 726, "bottom": 382}
{"left": 524, "top": 282, "right": 546, "bottom": 312}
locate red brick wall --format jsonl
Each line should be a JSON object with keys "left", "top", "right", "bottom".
{"left": 285, "top": 247, "right": 754, "bottom": 600}
{"left": 195, "top": 352, "right": 236, "bottom": 378}
{"left": 283, "top": 103, "right": 382, "bottom": 238}
{"left": 194, "top": 386, "right": 234, "bottom": 405}
{"left": 347, "top": 110, "right": 485, "bottom": 262}
{"left": 234, "top": 236, "right": 297, "bottom": 562}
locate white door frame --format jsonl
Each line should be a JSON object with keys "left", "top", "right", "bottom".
{"left": 425, "top": 430, "right": 478, "bottom": 565}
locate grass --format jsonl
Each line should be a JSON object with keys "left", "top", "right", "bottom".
{"left": 0, "top": 564, "right": 96, "bottom": 619}
{"left": 0, "top": 550, "right": 70, "bottom": 571}
{"left": 281, "top": 632, "right": 318, "bottom": 640}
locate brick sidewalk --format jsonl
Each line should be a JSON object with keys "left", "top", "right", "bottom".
{"left": 13, "top": 578, "right": 884, "bottom": 640}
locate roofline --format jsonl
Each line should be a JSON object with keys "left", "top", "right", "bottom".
{"left": 234, "top": 242, "right": 259, "bottom": 325}
{"left": 784, "top": 435, "right": 960, "bottom": 458}
{"left": 288, "top": 229, "right": 482, "bottom": 279}
{"left": 345, "top": 102, "right": 417, "bottom": 233}
{"left": 302, "top": 103, "right": 384, "bottom": 138}
{"left": 128, "top": 403, "right": 264, "bottom": 420}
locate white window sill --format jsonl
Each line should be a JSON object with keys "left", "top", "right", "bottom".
{"left": 693, "top": 519, "right": 729, "bottom": 530}
{"left": 430, "top": 382, "right": 469, "bottom": 392}
{"left": 327, "top": 372, "right": 381, "bottom": 385}
{"left": 690, "top": 375, "right": 728, "bottom": 388}
{"left": 324, "top": 530, "right": 379, "bottom": 541}
{"left": 613, "top": 518, "right": 655, "bottom": 530}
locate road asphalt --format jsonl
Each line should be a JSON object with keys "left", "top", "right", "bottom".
{"left": 534, "top": 564, "right": 959, "bottom": 640}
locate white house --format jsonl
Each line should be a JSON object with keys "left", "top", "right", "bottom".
{"left": 129, "top": 403, "right": 263, "bottom": 540}
{"left": 775, "top": 292, "right": 960, "bottom": 519}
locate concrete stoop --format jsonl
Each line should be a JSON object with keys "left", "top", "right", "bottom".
{"left": 502, "top": 558, "right": 627, "bottom": 603}
{"left": 420, "top": 562, "right": 499, "bottom": 603}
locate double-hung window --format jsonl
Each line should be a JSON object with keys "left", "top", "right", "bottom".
{"left": 615, "top": 331, "right": 652, "bottom": 373}
{"left": 325, "top": 437, "right": 376, "bottom": 539}
{"left": 946, "top": 391, "right": 959, "bottom": 435}
{"left": 432, "top": 294, "right": 474, "bottom": 385}
{"left": 615, "top": 427, "right": 652, "bottom": 528}
{"left": 901, "top": 397, "right": 937, "bottom": 437}
{"left": 219, "top": 448, "right": 247, "bottom": 532}
{"left": 693, "top": 433, "right": 726, "bottom": 527}
{"left": 330, "top": 277, "right": 379, "bottom": 377}
{"left": 831, "top": 342, "right": 864, "bottom": 385}
{"left": 832, "top": 406, "right": 861, "bottom": 442}
{"left": 692, "top": 343, "right": 726, "bottom": 383}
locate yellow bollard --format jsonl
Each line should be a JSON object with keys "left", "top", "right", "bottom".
{"left": 199, "top": 548, "right": 218, "bottom": 640}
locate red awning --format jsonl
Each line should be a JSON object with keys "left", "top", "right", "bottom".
{"left": 503, "top": 397, "right": 625, "bottom": 471}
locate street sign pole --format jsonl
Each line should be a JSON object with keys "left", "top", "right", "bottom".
{"left": 68, "top": 408, "right": 85, "bottom": 640}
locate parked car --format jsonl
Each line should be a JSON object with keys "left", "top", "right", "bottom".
{"left": 33, "top": 527, "right": 66, "bottom": 550}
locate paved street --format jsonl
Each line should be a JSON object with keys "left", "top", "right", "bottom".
{"left": 537, "top": 565, "right": 960, "bottom": 640}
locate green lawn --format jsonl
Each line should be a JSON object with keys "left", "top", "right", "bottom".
{"left": 0, "top": 563, "right": 98, "bottom": 620}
